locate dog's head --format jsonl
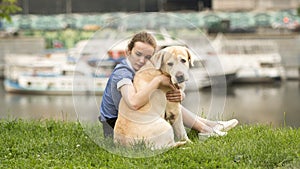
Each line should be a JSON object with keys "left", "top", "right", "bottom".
{"left": 150, "top": 46, "right": 194, "bottom": 88}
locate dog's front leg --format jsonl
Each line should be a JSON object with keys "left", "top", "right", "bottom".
{"left": 165, "top": 102, "right": 189, "bottom": 142}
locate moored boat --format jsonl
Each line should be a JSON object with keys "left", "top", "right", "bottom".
{"left": 3, "top": 53, "right": 115, "bottom": 95}
{"left": 4, "top": 75, "right": 109, "bottom": 95}
{"left": 211, "top": 34, "right": 286, "bottom": 83}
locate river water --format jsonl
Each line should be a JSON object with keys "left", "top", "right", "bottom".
{"left": 0, "top": 79, "right": 299, "bottom": 128}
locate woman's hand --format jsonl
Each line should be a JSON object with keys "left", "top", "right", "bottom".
{"left": 157, "top": 75, "right": 185, "bottom": 102}
{"left": 166, "top": 89, "right": 185, "bottom": 102}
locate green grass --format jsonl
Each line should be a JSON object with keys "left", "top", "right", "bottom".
{"left": 0, "top": 119, "right": 299, "bottom": 169}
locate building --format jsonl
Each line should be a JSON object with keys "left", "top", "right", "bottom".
{"left": 213, "top": 0, "right": 300, "bottom": 11}
{"left": 15, "top": 0, "right": 300, "bottom": 15}
{"left": 16, "top": 0, "right": 212, "bottom": 14}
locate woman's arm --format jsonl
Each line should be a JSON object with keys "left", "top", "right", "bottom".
{"left": 120, "top": 75, "right": 172, "bottom": 110}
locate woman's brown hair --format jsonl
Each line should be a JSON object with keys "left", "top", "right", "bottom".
{"left": 127, "top": 31, "right": 157, "bottom": 52}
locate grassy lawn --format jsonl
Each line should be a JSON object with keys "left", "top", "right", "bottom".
{"left": 0, "top": 119, "right": 299, "bottom": 168}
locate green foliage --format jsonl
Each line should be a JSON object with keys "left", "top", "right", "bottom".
{"left": 0, "top": 119, "right": 299, "bottom": 168}
{"left": 21, "top": 29, "right": 96, "bottom": 49}
{"left": 298, "top": 6, "right": 300, "bottom": 16}
{"left": 0, "top": 0, "right": 21, "bottom": 22}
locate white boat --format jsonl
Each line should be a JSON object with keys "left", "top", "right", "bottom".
{"left": 4, "top": 76, "right": 109, "bottom": 95}
{"left": 3, "top": 53, "right": 114, "bottom": 95}
{"left": 211, "top": 34, "right": 285, "bottom": 83}
{"left": 185, "top": 58, "right": 237, "bottom": 91}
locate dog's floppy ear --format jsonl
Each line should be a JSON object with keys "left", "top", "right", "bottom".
{"left": 186, "top": 48, "right": 195, "bottom": 67}
{"left": 151, "top": 50, "right": 165, "bottom": 69}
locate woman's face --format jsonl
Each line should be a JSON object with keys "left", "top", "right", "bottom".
{"left": 127, "top": 41, "right": 155, "bottom": 71}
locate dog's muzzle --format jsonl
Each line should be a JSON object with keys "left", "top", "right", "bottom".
{"left": 175, "top": 71, "right": 185, "bottom": 84}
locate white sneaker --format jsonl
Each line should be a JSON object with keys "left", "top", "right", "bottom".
{"left": 198, "top": 128, "right": 227, "bottom": 141}
{"left": 213, "top": 119, "right": 238, "bottom": 132}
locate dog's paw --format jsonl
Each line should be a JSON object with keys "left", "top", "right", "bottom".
{"left": 174, "top": 140, "right": 188, "bottom": 147}
{"left": 174, "top": 138, "right": 193, "bottom": 147}
{"left": 180, "top": 136, "right": 192, "bottom": 143}
{"left": 186, "top": 138, "right": 193, "bottom": 144}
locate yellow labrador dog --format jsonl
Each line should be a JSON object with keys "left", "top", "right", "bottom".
{"left": 114, "top": 46, "right": 193, "bottom": 150}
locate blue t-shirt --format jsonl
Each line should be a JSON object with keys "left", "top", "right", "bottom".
{"left": 99, "top": 59, "right": 135, "bottom": 121}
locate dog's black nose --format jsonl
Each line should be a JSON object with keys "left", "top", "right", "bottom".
{"left": 175, "top": 72, "right": 185, "bottom": 83}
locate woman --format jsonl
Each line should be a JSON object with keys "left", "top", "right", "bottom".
{"left": 99, "top": 31, "right": 238, "bottom": 137}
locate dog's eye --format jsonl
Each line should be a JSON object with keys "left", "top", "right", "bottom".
{"left": 180, "top": 59, "right": 187, "bottom": 63}
{"left": 167, "top": 62, "right": 174, "bottom": 66}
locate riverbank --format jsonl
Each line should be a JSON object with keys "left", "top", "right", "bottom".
{"left": 1, "top": 119, "right": 299, "bottom": 168}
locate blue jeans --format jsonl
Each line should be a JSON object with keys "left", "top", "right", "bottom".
{"left": 99, "top": 116, "right": 117, "bottom": 138}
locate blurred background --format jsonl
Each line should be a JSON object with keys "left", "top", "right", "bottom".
{"left": 0, "top": 0, "right": 299, "bottom": 127}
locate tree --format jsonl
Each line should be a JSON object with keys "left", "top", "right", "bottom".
{"left": 0, "top": 0, "right": 21, "bottom": 22}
